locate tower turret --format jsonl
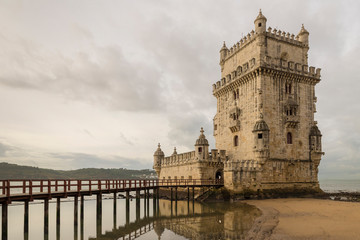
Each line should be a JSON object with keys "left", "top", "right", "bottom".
{"left": 252, "top": 114, "right": 270, "bottom": 164}
{"left": 153, "top": 143, "right": 164, "bottom": 176}
{"left": 297, "top": 24, "right": 309, "bottom": 45}
{"left": 219, "top": 41, "right": 228, "bottom": 64}
{"left": 195, "top": 127, "right": 209, "bottom": 160}
{"left": 254, "top": 9, "right": 267, "bottom": 34}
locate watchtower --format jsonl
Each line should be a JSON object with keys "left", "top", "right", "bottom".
{"left": 212, "top": 10, "right": 324, "bottom": 192}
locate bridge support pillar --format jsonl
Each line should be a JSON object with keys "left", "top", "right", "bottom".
{"left": 143, "top": 190, "right": 146, "bottom": 214}
{"left": 56, "top": 198, "right": 60, "bottom": 240}
{"left": 2, "top": 203, "right": 8, "bottom": 240}
{"left": 96, "top": 194, "right": 102, "bottom": 238}
{"left": 146, "top": 192, "right": 150, "bottom": 218}
{"left": 175, "top": 187, "right": 178, "bottom": 201}
{"left": 136, "top": 195, "right": 140, "bottom": 222}
{"left": 126, "top": 190, "right": 129, "bottom": 200}
{"left": 44, "top": 198, "right": 49, "bottom": 240}
{"left": 125, "top": 197, "right": 130, "bottom": 226}
{"left": 80, "top": 196, "right": 84, "bottom": 240}
{"left": 113, "top": 192, "right": 117, "bottom": 230}
{"left": 74, "top": 196, "right": 78, "bottom": 240}
{"left": 170, "top": 188, "right": 173, "bottom": 202}
{"left": 192, "top": 187, "right": 195, "bottom": 201}
{"left": 187, "top": 187, "right": 190, "bottom": 200}
{"left": 24, "top": 200, "right": 29, "bottom": 240}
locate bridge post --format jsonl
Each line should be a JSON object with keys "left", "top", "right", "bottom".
{"left": 80, "top": 196, "right": 84, "bottom": 240}
{"left": 24, "top": 200, "right": 29, "bottom": 240}
{"left": 143, "top": 190, "right": 146, "bottom": 217}
{"left": 74, "top": 196, "right": 78, "bottom": 240}
{"left": 113, "top": 192, "right": 117, "bottom": 230}
{"left": 44, "top": 198, "right": 49, "bottom": 240}
{"left": 192, "top": 187, "right": 195, "bottom": 201}
{"left": 136, "top": 190, "right": 140, "bottom": 222}
{"left": 147, "top": 193, "right": 150, "bottom": 218}
{"left": 56, "top": 198, "right": 60, "bottom": 240}
{"left": 96, "top": 194, "right": 102, "bottom": 238}
{"left": 175, "top": 187, "right": 178, "bottom": 201}
{"left": 187, "top": 187, "right": 190, "bottom": 201}
{"left": 125, "top": 197, "right": 130, "bottom": 226}
{"left": 152, "top": 194, "right": 156, "bottom": 217}
{"left": 2, "top": 203, "right": 8, "bottom": 240}
{"left": 170, "top": 188, "right": 173, "bottom": 202}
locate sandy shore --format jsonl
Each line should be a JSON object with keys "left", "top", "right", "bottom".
{"left": 244, "top": 198, "right": 360, "bottom": 240}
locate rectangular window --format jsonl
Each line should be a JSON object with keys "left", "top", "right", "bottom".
{"left": 258, "top": 133, "right": 263, "bottom": 139}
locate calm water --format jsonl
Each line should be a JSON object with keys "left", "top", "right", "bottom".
{"left": 2, "top": 179, "right": 358, "bottom": 240}
{"left": 319, "top": 179, "right": 360, "bottom": 193}
{"left": 0, "top": 194, "right": 260, "bottom": 240}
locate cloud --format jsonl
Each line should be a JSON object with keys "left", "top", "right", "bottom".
{"left": 0, "top": 34, "right": 165, "bottom": 112}
{"left": 0, "top": 142, "right": 13, "bottom": 157}
{"left": 0, "top": 0, "right": 359, "bottom": 179}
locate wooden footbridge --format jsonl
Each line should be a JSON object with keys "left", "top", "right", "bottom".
{"left": 0, "top": 179, "right": 223, "bottom": 240}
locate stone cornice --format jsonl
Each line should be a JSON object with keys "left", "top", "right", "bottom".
{"left": 213, "top": 66, "right": 321, "bottom": 97}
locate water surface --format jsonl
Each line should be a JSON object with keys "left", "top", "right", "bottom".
{"left": 0, "top": 194, "right": 260, "bottom": 240}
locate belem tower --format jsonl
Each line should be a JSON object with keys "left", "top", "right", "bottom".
{"left": 153, "top": 11, "right": 324, "bottom": 193}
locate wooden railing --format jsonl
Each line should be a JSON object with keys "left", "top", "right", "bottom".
{"left": 0, "top": 179, "right": 223, "bottom": 198}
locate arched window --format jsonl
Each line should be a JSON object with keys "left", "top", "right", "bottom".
{"left": 236, "top": 89, "right": 239, "bottom": 99}
{"left": 287, "top": 132, "right": 292, "bottom": 144}
{"left": 198, "top": 147, "right": 202, "bottom": 152}
{"left": 233, "top": 90, "right": 237, "bottom": 100}
{"left": 234, "top": 135, "right": 239, "bottom": 146}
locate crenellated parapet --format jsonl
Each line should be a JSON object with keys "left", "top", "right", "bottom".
{"left": 213, "top": 60, "right": 321, "bottom": 96}
{"left": 159, "top": 149, "right": 227, "bottom": 168}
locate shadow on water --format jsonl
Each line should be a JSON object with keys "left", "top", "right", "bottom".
{"left": 90, "top": 199, "right": 261, "bottom": 240}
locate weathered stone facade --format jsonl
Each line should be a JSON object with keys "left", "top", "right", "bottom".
{"left": 154, "top": 11, "right": 324, "bottom": 193}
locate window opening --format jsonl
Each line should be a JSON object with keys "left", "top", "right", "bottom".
{"left": 234, "top": 135, "right": 239, "bottom": 146}
{"left": 287, "top": 132, "right": 292, "bottom": 144}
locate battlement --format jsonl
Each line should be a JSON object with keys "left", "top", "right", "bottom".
{"left": 162, "top": 151, "right": 196, "bottom": 166}
{"left": 222, "top": 26, "right": 305, "bottom": 63}
{"left": 213, "top": 58, "right": 321, "bottom": 94}
{"left": 159, "top": 149, "right": 227, "bottom": 167}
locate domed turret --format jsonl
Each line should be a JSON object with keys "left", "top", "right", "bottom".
{"left": 310, "top": 122, "right": 322, "bottom": 153}
{"left": 172, "top": 147, "right": 177, "bottom": 156}
{"left": 153, "top": 221, "right": 164, "bottom": 240}
{"left": 153, "top": 143, "right": 164, "bottom": 176}
{"left": 310, "top": 125, "right": 322, "bottom": 136}
{"left": 195, "top": 127, "right": 209, "bottom": 160}
{"left": 252, "top": 114, "right": 270, "bottom": 162}
{"left": 195, "top": 127, "right": 209, "bottom": 146}
{"left": 253, "top": 119, "right": 269, "bottom": 132}
{"left": 254, "top": 9, "right": 267, "bottom": 34}
{"left": 220, "top": 41, "right": 229, "bottom": 62}
{"left": 297, "top": 24, "right": 309, "bottom": 45}
{"left": 153, "top": 143, "right": 164, "bottom": 157}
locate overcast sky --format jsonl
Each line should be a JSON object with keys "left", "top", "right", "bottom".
{"left": 0, "top": 0, "right": 359, "bottom": 179}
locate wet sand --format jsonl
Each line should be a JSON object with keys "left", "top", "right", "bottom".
{"left": 245, "top": 198, "right": 360, "bottom": 240}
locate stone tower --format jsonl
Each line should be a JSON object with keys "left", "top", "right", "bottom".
{"left": 212, "top": 10, "right": 324, "bottom": 192}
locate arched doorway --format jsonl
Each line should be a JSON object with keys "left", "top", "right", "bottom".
{"left": 215, "top": 170, "right": 223, "bottom": 181}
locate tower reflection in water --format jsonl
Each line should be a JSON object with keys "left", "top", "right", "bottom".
{"left": 91, "top": 198, "right": 260, "bottom": 240}
{"left": 7, "top": 195, "right": 260, "bottom": 240}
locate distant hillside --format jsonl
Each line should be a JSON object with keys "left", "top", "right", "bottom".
{"left": 0, "top": 162, "right": 156, "bottom": 180}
